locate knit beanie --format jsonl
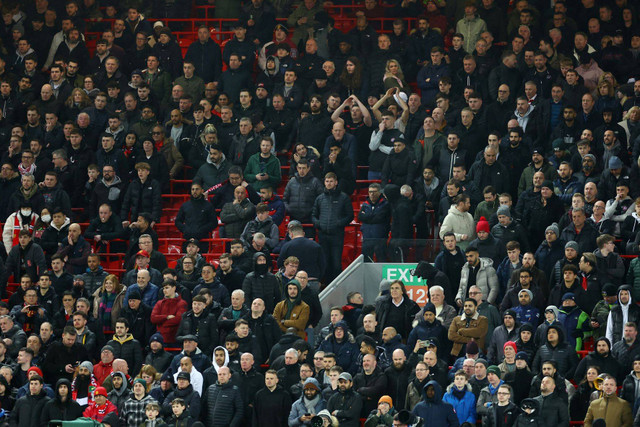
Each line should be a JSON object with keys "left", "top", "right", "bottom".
{"left": 476, "top": 216, "right": 490, "bottom": 233}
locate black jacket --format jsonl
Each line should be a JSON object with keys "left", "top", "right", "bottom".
{"left": 353, "top": 368, "right": 388, "bottom": 417}
{"left": 41, "top": 341, "right": 89, "bottom": 383}
{"left": 242, "top": 252, "right": 281, "bottom": 312}
{"left": 120, "top": 303, "right": 155, "bottom": 345}
{"left": 120, "top": 177, "right": 162, "bottom": 222}
{"left": 175, "top": 195, "right": 217, "bottom": 240}
{"left": 312, "top": 188, "right": 354, "bottom": 235}
{"left": 205, "top": 381, "right": 244, "bottom": 427}
{"left": 40, "top": 379, "right": 83, "bottom": 425}
{"left": 176, "top": 307, "right": 219, "bottom": 356}
{"left": 533, "top": 391, "right": 569, "bottom": 426}
{"left": 9, "top": 389, "right": 51, "bottom": 427}
{"left": 144, "top": 348, "right": 173, "bottom": 374}
{"left": 106, "top": 334, "right": 144, "bottom": 376}
{"left": 252, "top": 385, "right": 292, "bottom": 427}
{"left": 243, "top": 311, "right": 282, "bottom": 364}
{"left": 326, "top": 387, "right": 364, "bottom": 427}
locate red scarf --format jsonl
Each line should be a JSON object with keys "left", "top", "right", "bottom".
{"left": 12, "top": 213, "right": 36, "bottom": 248}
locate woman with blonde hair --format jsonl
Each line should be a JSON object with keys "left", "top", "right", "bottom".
{"left": 92, "top": 274, "right": 126, "bottom": 335}
{"left": 136, "top": 364, "right": 161, "bottom": 393}
{"left": 594, "top": 79, "right": 620, "bottom": 118}
{"left": 188, "top": 123, "right": 218, "bottom": 171}
{"left": 383, "top": 59, "right": 409, "bottom": 96}
{"left": 619, "top": 105, "right": 640, "bottom": 142}
{"left": 62, "top": 88, "right": 92, "bottom": 122}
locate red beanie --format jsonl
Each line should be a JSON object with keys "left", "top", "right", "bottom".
{"left": 476, "top": 216, "right": 490, "bottom": 234}
{"left": 27, "top": 366, "right": 43, "bottom": 377}
{"left": 503, "top": 341, "right": 517, "bottom": 353}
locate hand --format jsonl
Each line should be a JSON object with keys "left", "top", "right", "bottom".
{"left": 68, "top": 236, "right": 74, "bottom": 245}
{"left": 332, "top": 410, "right": 338, "bottom": 416}
{"left": 233, "top": 198, "right": 240, "bottom": 204}
{"left": 300, "top": 415, "right": 312, "bottom": 422}
{"left": 329, "top": 152, "right": 337, "bottom": 163}
{"left": 461, "top": 234, "right": 468, "bottom": 240}
{"left": 65, "top": 364, "right": 75, "bottom": 373}
{"left": 122, "top": 221, "right": 130, "bottom": 228}
{"left": 38, "top": 308, "right": 44, "bottom": 316}
{"left": 456, "top": 298, "right": 463, "bottom": 307}
{"left": 378, "top": 121, "right": 386, "bottom": 132}
{"left": 241, "top": 180, "right": 249, "bottom": 188}
{"left": 378, "top": 403, "right": 389, "bottom": 415}
{"left": 299, "top": 17, "right": 308, "bottom": 24}
{"left": 385, "top": 88, "right": 395, "bottom": 97}
{"left": 248, "top": 19, "right": 255, "bottom": 26}
{"left": 21, "top": 306, "right": 30, "bottom": 313}
{"left": 345, "top": 96, "right": 354, "bottom": 106}
{"left": 167, "top": 315, "right": 175, "bottom": 319}
{"left": 591, "top": 320, "right": 600, "bottom": 328}
{"left": 2, "top": 339, "right": 11, "bottom": 346}
{"left": 94, "top": 235, "right": 101, "bottom": 242}
{"left": 150, "top": 221, "right": 156, "bottom": 228}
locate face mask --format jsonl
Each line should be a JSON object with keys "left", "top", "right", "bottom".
{"left": 20, "top": 209, "right": 32, "bottom": 216}
{"left": 41, "top": 214, "right": 51, "bottom": 223}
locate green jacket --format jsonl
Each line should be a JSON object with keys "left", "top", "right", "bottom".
{"left": 474, "top": 199, "right": 499, "bottom": 221}
{"left": 287, "top": 1, "right": 324, "bottom": 44}
{"left": 591, "top": 299, "right": 615, "bottom": 339}
{"left": 143, "top": 69, "right": 172, "bottom": 103}
{"left": 627, "top": 257, "right": 640, "bottom": 301}
{"left": 174, "top": 75, "right": 205, "bottom": 103}
{"left": 244, "top": 153, "right": 282, "bottom": 191}
{"left": 517, "top": 162, "right": 558, "bottom": 195}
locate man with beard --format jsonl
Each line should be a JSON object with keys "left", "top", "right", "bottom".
{"left": 384, "top": 349, "right": 412, "bottom": 410}
{"left": 252, "top": 369, "right": 293, "bottom": 427}
{"left": 72, "top": 361, "right": 97, "bottom": 406}
{"left": 42, "top": 326, "right": 89, "bottom": 383}
{"left": 288, "top": 377, "right": 327, "bottom": 425}
{"left": 353, "top": 354, "right": 387, "bottom": 417}
{"left": 327, "top": 372, "right": 363, "bottom": 427}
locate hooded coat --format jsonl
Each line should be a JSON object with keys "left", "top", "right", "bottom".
{"left": 273, "top": 280, "right": 310, "bottom": 338}
{"left": 412, "top": 380, "right": 459, "bottom": 426}
{"left": 107, "top": 371, "right": 131, "bottom": 414}
{"left": 318, "top": 321, "right": 359, "bottom": 375}
{"left": 242, "top": 252, "right": 281, "bottom": 313}
{"left": 40, "top": 378, "right": 83, "bottom": 424}
{"left": 606, "top": 285, "right": 640, "bottom": 345}
{"left": 513, "top": 398, "right": 543, "bottom": 427}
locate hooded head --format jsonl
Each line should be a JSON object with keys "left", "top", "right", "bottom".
{"left": 253, "top": 252, "right": 269, "bottom": 275}
{"left": 520, "top": 398, "right": 540, "bottom": 415}
{"left": 618, "top": 285, "right": 633, "bottom": 306}
{"left": 286, "top": 279, "right": 302, "bottom": 305}
{"left": 422, "top": 380, "right": 443, "bottom": 403}
{"left": 111, "top": 371, "right": 129, "bottom": 395}
{"left": 546, "top": 324, "right": 565, "bottom": 345}
{"left": 55, "top": 378, "right": 72, "bottom": 403}
{"left": 212, "top": 345, "right": 230, "bottom": 373}
{"left": 544, "top": 305, "right": 560, "bottom": 322}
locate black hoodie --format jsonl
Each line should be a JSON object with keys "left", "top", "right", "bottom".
{"left": 40, "top": 378, "right": 83, "bottom": 424}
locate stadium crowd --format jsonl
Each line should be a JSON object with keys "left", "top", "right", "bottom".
{"left": 2, "top": 0, "right": 640, "bottom": 426}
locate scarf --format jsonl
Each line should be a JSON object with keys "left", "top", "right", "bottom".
{"left": 488, "top": 380, "right": 504, "bottom": 395}
{"left": 99, "top": 291, "right": 117, "bottom": 332}
{"left": 20, "top": 184, "right": 38, "bottom": 201}
{"left": 18, "top": 163, "right": 36, "bottom": 175}
{"left": 452, "top": 386, "right": 466, "bottom": 400}
{"left": 71, "top": 374, "right": 98, "bottom": 402}
{"left": 154, "top": 139, "right": 164, "bottom": 152}
{"left": 285, "top": 297, "right": 297, "bottom": 320}
{"left": 303, "top": 394, "right": 320, "bottom": 413}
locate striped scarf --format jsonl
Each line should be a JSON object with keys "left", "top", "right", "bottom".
{"left": 99, "top": 291, "right": 117, "bottom": 332}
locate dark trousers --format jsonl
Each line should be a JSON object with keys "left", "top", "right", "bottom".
{"left": 318, "top": 232, "right": 344, "bottom": 283}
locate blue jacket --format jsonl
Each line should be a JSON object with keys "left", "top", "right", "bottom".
{"left": 412, "top": 380, "right": 460, "bottom": 426}
{"left": 495, "top": 255, "right": 522, "bottom": 296}
{"left": 406, "top": 317, "right": 448, "bottom": 356}
{"left": 513, "top": 304, "right": 540, "bottom": 327}
{"left": 124, "top": 282, "right": 159, "bottom": 308}
{"left": 417, "top": 62, "right": 450, "bottom": 104}
{"left": 553, "top": 176, "right": 582, "bottom": 205}
{"left": 442, "top": 383, "right": 477, "bottom": 425}
{"left": 288, "top": 378, "right": 327, "bottom": 426}
{"left": 358, "top": 196, "right": 391, "bottom": 239}
{"left": 319, "top": 329, "right": 359, "bottom": 375}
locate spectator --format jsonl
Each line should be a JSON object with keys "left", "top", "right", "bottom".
{"left": 242, "top": 253, "right": 280, "bottom": 313}
{"left": 448, "top": 298, "right": 489, "bottom": 357}
{"left": 175, "top": 181, "right": 217, "bottom": 252}
{"left": 204, "top": 366, "right": 243, "bottom": 427}
{"left": 584, "top": 375, "right": 632, "bottom": 426}
{"left": 456, "top": 245, "right": 499, "bottom": 306}
{"left": 106, "top": 318, "right": 144, "bottom": 377}
{"left": 120, "top": 378, "right": 157, "bottom": 426}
